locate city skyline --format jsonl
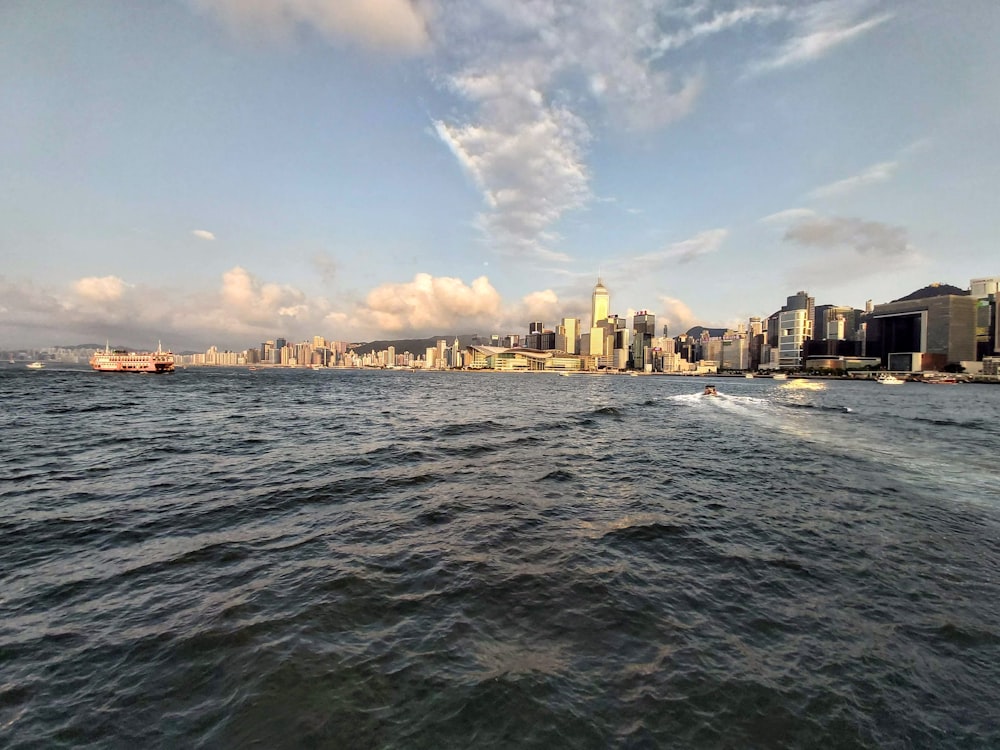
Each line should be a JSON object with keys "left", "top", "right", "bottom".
{"left": 2, "top": 2, "right": 998, "bottom": 350}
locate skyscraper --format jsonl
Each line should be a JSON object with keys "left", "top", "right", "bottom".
{"left": 586, "top": 278, "right": 611, "bottom": 358}
{"left": 632, "top": 311, "right": 655, "bottom": 370}
{"left": 557, "top": 317, "right": 580, "bottom": 354}
{"left": 591, "top": 278, "right": 610, "bottom": 329}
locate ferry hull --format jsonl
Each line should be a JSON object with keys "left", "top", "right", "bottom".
{"left": 90, "top": 350, "right": 175, "bottom": 373}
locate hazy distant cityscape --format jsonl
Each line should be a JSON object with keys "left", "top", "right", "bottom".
{"left": 8, "top": 276, "right": 999, "bottom": 378}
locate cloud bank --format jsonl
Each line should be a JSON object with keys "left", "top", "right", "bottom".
{"left": 1, "top": 268, "right": 580, "bottom": 349}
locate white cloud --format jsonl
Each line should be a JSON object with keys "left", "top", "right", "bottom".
{"left": 748, "top": 6, "right": 892, "bottom": 75}
{"left": 759, "top": 207, "right": 818, "bottom": 225}
{"left": 431, "top": 2, "right": 715, "bottom": 262}
{"left": 434, "top": 98, "right": 588, "bottom": 263}
{"left": 658, "top": 296, "right": 699, "bottom": 335}
{"left": 191, "top": 0, "right": 431, "bottom": 53}
{"left": 807, "top": 161, "right": 897, "bottom": 199}
{"left": 360, "top": 272, "right": 504, "bottom": 333}
{"left": 218, "top": 266, "right": 310, "bottom": 326}
{"left": 192, "top": 229, "right": 216, "bottom": 241}
{"left": 636, "top": 228, "right": 729, "bottom": 265}
{"left": 653, "top": 5, "right": 789, "bottom": 57}
{"left": 519, "top": 288, "right": 561, "bottom": 323}
{"left": 73, "top": 275, "right": 129, "bottom": 302}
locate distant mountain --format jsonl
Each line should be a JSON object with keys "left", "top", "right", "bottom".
{"left": 684, "top": 326, "right": 728, "bottom": 338}
{"left": 349, "top": 335, "right": 480, "bottom": 355}
{"left": 892, "top": 283, "right": 968, "bottom": 302}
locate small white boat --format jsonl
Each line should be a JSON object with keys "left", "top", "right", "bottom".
{"left": 26, "top": 361, "right": 45, "bottom": 369}
{"left": 745, "top": 373, "right": 754, "bottom": 379}
{"left": 772, "top": 373, "right": 788, "bottom": 380}
{"left": 876, "top": 374, "right": 905, "bottom": 385}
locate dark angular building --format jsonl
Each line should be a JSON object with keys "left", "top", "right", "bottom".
{"left": 864, "top": 285, "right": 976, "bottom": 370}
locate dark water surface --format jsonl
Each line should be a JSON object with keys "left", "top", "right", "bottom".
{"left": 2, "top": 366, "right": 999, "bottom": 748}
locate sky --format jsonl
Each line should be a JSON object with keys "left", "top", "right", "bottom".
{"left": 2, "top": 0, "right": 998, "bottom": 350}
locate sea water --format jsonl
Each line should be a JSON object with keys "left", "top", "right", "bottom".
{"left": 2, "top": 366, "right": 998, "bottom": 748}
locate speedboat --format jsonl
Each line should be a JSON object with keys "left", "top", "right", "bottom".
{"left": 876, "top": 374, "right": 905, "bottom": 385}
{"left": 26, "top": 361, "right": 45, "bottom": 369}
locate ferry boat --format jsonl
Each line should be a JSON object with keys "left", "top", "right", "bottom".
{"left": 922, "top": 373, "right": 958, "bottom": 384}
{"left": 90, "top": 342, "right": 175, "bottom": 373}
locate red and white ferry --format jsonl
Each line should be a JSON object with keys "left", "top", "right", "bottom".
{"left": 90, "top": 342, "right": 175, "bottom": 373}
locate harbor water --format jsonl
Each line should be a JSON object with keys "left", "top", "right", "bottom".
{"left": 2, "top": 366, "right": 999, "bottom": 748}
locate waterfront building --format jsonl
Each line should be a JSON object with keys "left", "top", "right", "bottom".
{"left": 772, "top": 291, "right": 814, "bottom": 369}
{"left": 865, "top": 285, "right": 977, "bottom": 370}
{"left": 556, "top": 318, "right": 580, "bottom": 354}
{"left": 631, "top": 311, "right": 655, "bottom": 370}
{"left": 805, "top": 356, "right": 881, "bottom": 372}
{"left": 969, "top": 277, "right": 998, "bottom": 358}
{"left": 778, "top": 308, "right": 811, "bottom": 369}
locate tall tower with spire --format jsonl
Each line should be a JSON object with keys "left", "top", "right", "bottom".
{"left": 583, "top": 278, "right": 612, "bottom": 358}
{"left": 591, "top": 278, "right": 610, "bottom": 329}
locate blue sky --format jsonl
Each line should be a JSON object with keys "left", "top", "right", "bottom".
{"left": 2, "top": 0, "right": 997, "bottom": 349}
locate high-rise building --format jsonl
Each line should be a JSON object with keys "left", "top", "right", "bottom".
{"left": 557, "top": 317, "right": 580, "bottom": 354}
{"left": 591, "top": 278, "right": 610, "bottom": 329}
{"left": 631, "top": 311, "right": 655, "bottom": 370}
{"left": 778, "top": 308, "right": 811, "bottom": 369}
{"left": 971, "top": 277, "right": 1000, "bottom": 298}
{"left": 775, "top": 291, "right": 815, "bottom": 369}
{"left": 813, "top": 305, "right": 861, "bottom": 341}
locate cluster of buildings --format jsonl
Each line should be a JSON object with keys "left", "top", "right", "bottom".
{"left": 19, "top": 276, "right": 991, "bottom": 375}
{"left": 181, "top": 275, "right": 1000, "bottom": 376}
